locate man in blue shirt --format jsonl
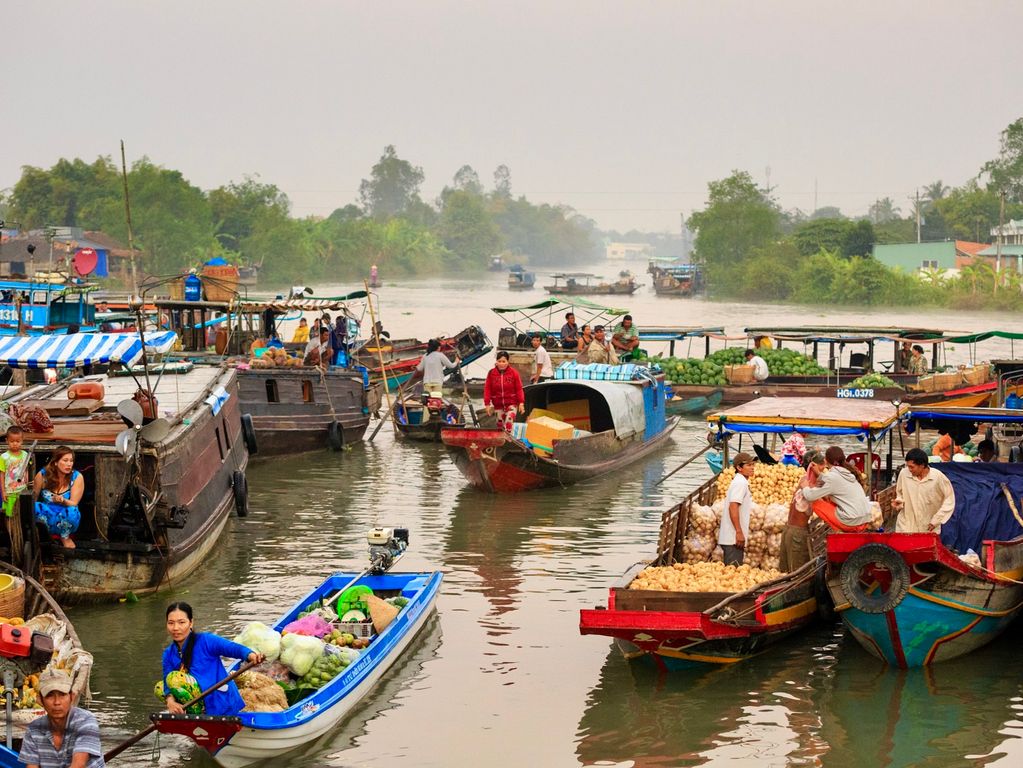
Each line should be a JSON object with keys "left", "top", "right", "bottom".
{"left": 19, "top": 668, "right": 104, "bottom": 767}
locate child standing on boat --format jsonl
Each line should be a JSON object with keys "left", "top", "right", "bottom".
{"left": 1, "top": 425, "right": 30, "bottom": 563}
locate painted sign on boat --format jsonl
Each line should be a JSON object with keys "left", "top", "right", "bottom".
{"left": 836, "top": 388, "right": 875, "bottom": 399}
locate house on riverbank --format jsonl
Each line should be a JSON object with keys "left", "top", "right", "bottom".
{"left": 0, "top": 227, "right": 136, "bottom": 283}
{"left": 872, "top": 240, "right": 991, "bottom": 276}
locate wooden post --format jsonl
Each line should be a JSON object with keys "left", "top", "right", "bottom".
{"left": 120, "top": 140, "right": 139, "bottom": 295}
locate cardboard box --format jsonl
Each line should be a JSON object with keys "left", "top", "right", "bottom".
{"left": 525, "top": 416, "right": 575, "bottom": 456}
{"left": 547, "top": 399, "right": 591, "bottom": 431}
{"left": 527, "top": 408, "right": 562, "bottom": 422}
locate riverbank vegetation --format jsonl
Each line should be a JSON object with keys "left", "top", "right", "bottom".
{"left": 2, "top": 146, "right": 600, "bottom": 283}
{"left": 689, "top": 118, "right": 1023, "bottom": 310}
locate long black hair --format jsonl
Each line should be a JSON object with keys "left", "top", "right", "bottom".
{"left": 166, "top": 601, "right": 198, "bottom": 671}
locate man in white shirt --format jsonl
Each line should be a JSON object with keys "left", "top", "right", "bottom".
{"left": 719, "top": 452, "right": 755, "bottom": 565}
{"left": 530, "top": 334, "right": 554, "bottom": 383}
{"left": 893, "top": 447, "right": 956, "bottom": 533}
{"left": 745, "top": 349, "right": 769, "bottom": 381}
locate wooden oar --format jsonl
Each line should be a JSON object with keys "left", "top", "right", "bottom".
{"left": 103, "top": 660, "right": 258, "bottom": 762}
{"left": 456, "top": 362, "right": 479, "bottom": 426}
{"left": 655, "top": 442, "right": 716, "bottom": 486}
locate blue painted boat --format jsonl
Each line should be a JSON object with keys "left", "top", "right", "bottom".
{"left": 827, "top": 405, "right": 1023, "bottom": 667}
{"left": 0, "top": 279, "right": 99, "bottom": 336}
{"left": 152, "top": 568, "right": 442, "bottom": 767}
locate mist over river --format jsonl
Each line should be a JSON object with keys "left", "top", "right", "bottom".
{"left": 72, "top": 267, "right": 1023, "bottom": 766}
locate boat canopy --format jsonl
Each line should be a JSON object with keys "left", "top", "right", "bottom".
{"left": 639, "top": 325, "right": 725, "bottom": 341}
{"left": 709, "top": 396, "right": 907, "bottom": 438}
{"left": 492, "top": 295, "right": 629, "bottom": 333}
{"left": 942, "top": 330, "right": 1023, "bottom": 343}
{"left": 743, "top": 325, "right": 954, "bottom": 343}
{"left": 0, "top": 331, "right": 178, "bottom": 369}
{"left": 526, "top": 379, "right": 646, "bottom": 438}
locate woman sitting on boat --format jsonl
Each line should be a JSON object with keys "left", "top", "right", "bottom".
{"left": 292, "top": 317, "right": 310, "bottom": 344}
{"left": 32, "top": 446, "right": 84, "bottom": 549}
{"left": 162, "top": 602, "right": 265, "bottom": 717}
{"left": 483, "top": 351, "right": 525, "bottom": 431}
{"left": 800, "top": 446, "right": 872, "bottom": 530}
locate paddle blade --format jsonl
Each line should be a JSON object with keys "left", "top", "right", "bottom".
{"left": 140, "top": 418, "right": 170, "bottom": 444}
{"left": 117, "top": 399, "right": 145, "bottom": 428}
{"left": 115, "top": 429, "right": 137, "bottom": 461}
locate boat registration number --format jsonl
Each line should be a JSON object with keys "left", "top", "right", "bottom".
{"left": 836, "top": 388, "right": 874, "bottom": 399}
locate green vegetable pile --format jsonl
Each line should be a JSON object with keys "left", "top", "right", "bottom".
{"left": 297, "top": 652, "right": 348, "bottom": 690}
{"left": 635, "top": 347, "right": 827, "bottom": 386}
{"left": 847, "top": 373, "right": 901, "bottom": 390}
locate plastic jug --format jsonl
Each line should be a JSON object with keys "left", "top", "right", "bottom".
{"left": 68, "top": 382, "right": 105, "bottom": 401}
{"left": 184, "top": 273, "right": 202, "bottom": 302}
{"left": 1007, "top": 393, "right": 1023, "bottom": 410}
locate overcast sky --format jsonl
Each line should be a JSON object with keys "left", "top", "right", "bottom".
{"left": 3, "top": 1, "right": 1022, "bottom": 233}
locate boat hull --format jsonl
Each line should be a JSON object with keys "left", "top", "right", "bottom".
{"left": 665, "top": 389, "right": 724, "bottom": 416}
{"left": 238, "top": 368, "right": 372, "bottom": 455}
{"left": 826, "top": 532, "right": 1023, "bottom": 667}
{"left": 441, "top": 420, "right": 677, "bottom": 493}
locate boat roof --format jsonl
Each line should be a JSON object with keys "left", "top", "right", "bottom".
{"left": 709, "top": 396, "right": 907, "bottom": 436}
{"left": 549, "top": 272, "right": 596, "bottom": 279}
{"left": 492, "top": 296, "right": 628, "bottom": 315}
{"left": 744, "top": 325, "right": 953, "bottom": 343}
{"left": 526, "top": 378, "right": 646, "bottom": 438}
{"left": 639, "top": 325, "right": 724, "bottom": 341}
{"left": 0, "top": 279, "right": 96, "bottom": 295}
{"left": 492, "top": 295, "right": 629, "bottom": 333}
{"left": 907, "top": 405, "right": 1023, "bottom": 424}
{"left": 0, "top": 331, "right": 177, "bottom": 369}
{"left": 155, "top": 294, "right": 365, "bottom": 313}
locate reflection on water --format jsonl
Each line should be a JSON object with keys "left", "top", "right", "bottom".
{"left": 62, "top": 270, "right": 1023, "bottom": 767}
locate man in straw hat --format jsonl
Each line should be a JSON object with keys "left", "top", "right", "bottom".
{"left": 19, "top": 668, "right": 104, "bottom": 767}
{"left": 719, "top": 452, "right": 756, "bottom": 566}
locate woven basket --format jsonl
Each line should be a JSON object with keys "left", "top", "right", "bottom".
{"left": 964, "top": 364, "right": 990, "bottom": 386}
{"left": 201, "top": 265, "right": 240, "bottom": 302}
{"left": 915, "top": 375, "right": 936, "bottom": 393}
{"left": 932, "top": 371, "right": 962, "bottom": 391}
{"left": 725, "top": 364, "right": 755, "bottom": 385}
{"left": 0, "top": 577, "right": 26, "bottom": 620}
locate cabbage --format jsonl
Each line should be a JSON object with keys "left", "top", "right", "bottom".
{"left": 279, "top": 633, "right": 325, "bottom": 676}
{"left": 233, "top": 622, "right": 282, "bottom": 662}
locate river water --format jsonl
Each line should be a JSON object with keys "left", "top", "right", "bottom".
{"left": 70, "top": 268, "right": 1023, "bottom": 767}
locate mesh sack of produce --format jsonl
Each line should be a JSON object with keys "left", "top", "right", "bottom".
{"left": 763, "top": 503, "right": 789, "bottom": 535}
{"left": 869, "top": 501, "right": 883, "bottom": 529}
{"left": 683, "top": 533, "right": 717, "bottom": 563}
{"left": 683, "top": 503, "right": 721, "bottom": 563}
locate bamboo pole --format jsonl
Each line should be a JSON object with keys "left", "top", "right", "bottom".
{"left": 120, "top": 140, "right": 139, "bottom": 295}
{"left": 364, "top": 281, "right": 398, "bottom": 437}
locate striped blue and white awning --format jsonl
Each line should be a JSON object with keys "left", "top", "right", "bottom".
{"left": 0, "top": 332, "right": 178, "bottom": 369}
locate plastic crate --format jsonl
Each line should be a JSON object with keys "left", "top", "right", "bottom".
{"left": 333, "top": 620, "right": 375, "bottom": 639}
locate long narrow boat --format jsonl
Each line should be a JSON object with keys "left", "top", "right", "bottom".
{"left": 356, "top": 325, "right": 492, "bottom": 392}
{"left": 151, "top": 567, "right": 442, "bottom": 767}
{"left": 0, "top": 332, "right": 249, "bottom": 602}
{"left": 441, "top": 364, "right": 677, "bottom": 493}
{"left": 0, "top": 562, "right": 93, "bottom": 768}
{"left": 665, "top": 388, "right": 723, "bottom": 416}
{"left": 393, "top": 395, "right": 467, "bottom": 442}
{"left": 826, "top": 405, "right": 1023, "bottom": 667}
{"left": 580, "top": 475, "right": 826, "bottom": 670}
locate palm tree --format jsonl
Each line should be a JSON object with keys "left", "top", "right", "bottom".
{"left": 923, "top": 180, "right": 950, "bottom": 205}
{"left": 958, "top": 264, "right": 980, "bottom": 295}
{"left": 919, "top": 266, "right": 947, "bottom": 288}
{"left": 868, "top": 197, "right": 900, "bottom": 224}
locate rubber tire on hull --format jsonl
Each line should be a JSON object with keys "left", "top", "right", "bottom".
{"left": 233, "top": 471, "right": 248, "bottom": 517}
{"left": 240, "top": 413, "right": 258, "bottom": 455}
{"left": 328, "top": 420, "right": 344, "bottom": 451}
{"left": 839, "top": 543, "right": 910, "bottom": 614}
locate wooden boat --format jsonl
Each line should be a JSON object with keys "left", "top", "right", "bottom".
{"left": 665, "top": 388, "right": 723, "bottom": 416}
{"left": 826, "top": 405, "right": 1023, "bottom": 667}
{"left": 393, "top": 394, "right": 466, "bottom": 442}
{"left": 507, "top": 265, "right": 535, "bottom": 290}
{"left": 579, "top": 475, "right": 826, "bottom": 670}
{"left": 544, "top": 272, "right": 639, "bottom": 295}
{"left": 0, "top": 332, "right": 249, "bottom": 603}
{"left": 0, "top": 278, "right": 101, "bottom": 337}
{"left": 152, "top": 566, "right": 442, "bottom": 766}
{"left": 357, "top": 325, "right": 492, "bottom": 393}
{"left": 650, "top": 264, "right": 703, "bottom": 296}
{"left": 441, "top": 365, "right": 677, "bottom": 493}
{"left": 0, "top": 561, "right": 93, "bottom": 768}
{"left": 158, "top": 296, "right": 381, "bottom": 452}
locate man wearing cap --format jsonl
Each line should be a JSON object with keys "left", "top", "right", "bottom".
{"left": 719, "top": 453, "right": 756, "bottom": 566}
{"left": 20, "top": 668, "right": 104, "bottom": 767}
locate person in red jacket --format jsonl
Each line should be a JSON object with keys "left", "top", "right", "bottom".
{"left": 483, "top": 351, "right": 525, "bottom": 431}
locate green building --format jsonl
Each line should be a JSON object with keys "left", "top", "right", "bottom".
{"left": 872, "top": 242, "right": 958, "bottom": 272}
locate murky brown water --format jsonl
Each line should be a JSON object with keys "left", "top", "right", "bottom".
{"left": 70, "top": 268, "right": 1023, "bottom": 766}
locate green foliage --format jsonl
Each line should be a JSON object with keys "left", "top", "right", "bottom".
{"left": 688, "top": 171, "right": 780, "bottom": 292}
{"left": 793, "top": 218, "right": 851, "bottom": 256}
{"left": 982, "top": 117, "right": 1023, "bottom": 202}
{"left": 358, "top": 145, "right": 425, "bottom": 219}
{"left": 438, "top": 189, "right": 502, "bottom": 264}
{"left": 840, "top": 220, "right": 875, "bottom": 258}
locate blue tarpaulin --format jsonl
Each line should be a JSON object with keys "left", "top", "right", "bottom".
{"left": 937, "top": 462, "right": 1023, "bottom": 555}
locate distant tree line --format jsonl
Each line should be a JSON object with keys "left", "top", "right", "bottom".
{"left": 688, "top": 117, "right": 1023, "bottom": 309}
{"left": 2, "top": 146, "right": 601, "bottom": 285}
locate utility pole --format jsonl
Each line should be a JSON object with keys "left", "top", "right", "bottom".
{"left": 996, "top": 188, "right": 1005, "bottom": 279}
{"left": 915, "top": 189, "right": 922, "bottom": 244}
{"left": 813, "top": 178, "right": 818, "bottom": 214}
{"left": 120, "top": 140, "right": 139, "bottom": 294}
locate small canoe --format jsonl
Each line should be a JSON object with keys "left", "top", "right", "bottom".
{"left": 394, "top": 396, "right": 466, "bottom": 442}
{"left": 579, "top": 476, "right": 825, "bottom": 670}
{"left": 151, "top": 569, "right": 442, "bottom": 767}
{"left": 665, "top": 388, "right": 723, "bottom": 416}
{"left": 0, "top": 563, "right": 94, "bottom": 768}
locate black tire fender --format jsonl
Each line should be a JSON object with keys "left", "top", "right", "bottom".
{"left": 839, "top": 543, "right": 910, "bottom": 614}
{"left": 328, "top": 420, "right": 344, "bottom": 451}
{"left": 240, "top": 413, "right": 258, "bottom": 455}
{"left": 232, "top": 470, "right": 249, "bottom": 517}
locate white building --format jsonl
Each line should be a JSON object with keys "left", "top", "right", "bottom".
{"left": 606, "top": 242, "right": 651, "bottom": 261}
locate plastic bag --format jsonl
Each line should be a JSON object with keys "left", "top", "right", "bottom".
{"left": 279, "top": 633, "right": 325, "bottom": 676}
{"left": 234, "top": 622, "right": 282, "bottom": 661}
{"left": 282, "top": 614, "right": 333, "bottom": 638}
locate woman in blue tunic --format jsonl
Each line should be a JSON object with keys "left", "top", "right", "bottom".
{"left": 32, "top": 446, "right": 85, "bottom": 548}
{"left": 162, "top": 602, "right": 265, "bottom": 716}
